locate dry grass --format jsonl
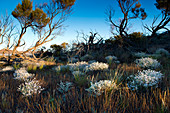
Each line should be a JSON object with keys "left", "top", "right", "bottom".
{"left": 0, "top": 60, "right": 169, "bottom": 113}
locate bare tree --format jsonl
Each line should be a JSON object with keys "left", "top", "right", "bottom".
{"left": 11, "top": 0, "right": 75, "bottom": 60}
{"left": 144, "top": 0, "right": 170, "bottom": 37}
{"left": 106, "top": 0, "right": 147, "bottom": 44}
{"left": 0, "top": 14, "right": 16, "bottom": 57}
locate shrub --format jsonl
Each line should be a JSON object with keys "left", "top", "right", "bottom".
{"left": 80, "top": 54, "right": 94, "bottom": 61}
{"left": 85, "top": 80, "right": 117, "bottom": 96}
{"left": 127, "top": 69, "right": 163, "bottom": 90}
{"left": 53, "top": 65, "right": 69, "bottom": 73}
{"left": 133, "top": 52, "right": 148, "bottom": 58}
{"left": 129, "top": 32, "right": 143, "bottom": 39}
{"left": 72, "top": 71, "right": 88, "bottom": 87}
{"left": 27, "top": 64, "right": 38, "bottom": 72}
{"left": 135, "top": 57, "right": 161, "bottom": 69}
{"left": 155, "top": 48, "right": 170, "bottom": 57}
{"left": 13, "top": 63, "right": 21, "bottom": 70}
{"left": 105, "top": 55, "right": 120, "bottom": 65}
{"left": 13, "top": 68, "right": 34, "bottom": 81}
{"left": 74, "top": 75, "right": 89, "bottom": 87}
{"left": 32, "top": 65, "right": 37, "bottom": 71}
{"left": 72, "top": 71, "right": 85, "bottom": 76}
{"left": 44, "top": 56, "right": 56, "bottom": 62}
{"left": 67, "top": 61, "right": 88, "bottom": 72}
{"left": 57, "top": 81, "right": 73, "bottom": 93}
{"left": 39, "top": 64, "right": 44, "bottom": 70}
{"left": 84, "top": 62, "right": 109, "bottom": 72}
{"left": 17, "top": 78, "right": 44, "bottom": 97}
{"left": 105, "top": 38, "right": 116, "bottom": 44}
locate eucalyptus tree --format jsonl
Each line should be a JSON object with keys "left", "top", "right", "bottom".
{"left": 11, "top": 0, "right": 75, "bottom": 59}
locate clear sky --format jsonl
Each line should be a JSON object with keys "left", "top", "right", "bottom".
{"left": 0, "top": 0, "right": 167, "bottom": 49}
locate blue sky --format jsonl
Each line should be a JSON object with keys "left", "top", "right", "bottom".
{"left": 0, "top": 0, "right": 166, "bottom": 49}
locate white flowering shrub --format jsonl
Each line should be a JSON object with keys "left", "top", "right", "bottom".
{"left": 84, "top": 62, "right": 109, "bottom": 72}
{"left": 53, "top": 61, "right": 109, "bottom": 73}
{"left": 155, "top": 48, "right": 169, "bottom": 56}
{"left": 18, "top": 78, "right": 44, "bottom": 96}
{"left": 67, "top": 61, "right": 89, "bottom": 72}
{"left": 86, "top": 80, "right": 117, "bottom": 95}
{"left": 127, "top": 69, "right": 163, "bottom": 90}
{"left": 135, "top": 57, "right": 161, "bottom": 69}
{"left": 13, "top": 68, "right": 34, "bottom": 81}
{"left": 57, "top": 81, "right": 73, "bottom": 93}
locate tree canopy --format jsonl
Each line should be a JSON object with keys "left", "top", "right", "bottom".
{"left": 12, "top": 0, "right": 50, "bottom": 28}
{"left": 9, "top": 0, "right": 76, "bottom": 60}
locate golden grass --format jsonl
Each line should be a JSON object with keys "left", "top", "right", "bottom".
{"left": 0, "top": 61, "right": 169, "bottom": 112}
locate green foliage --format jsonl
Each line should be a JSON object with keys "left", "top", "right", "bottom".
{"left": 128, "top": 32, "right": 143, "bottom": 41}
{"left": 30, "top": 8, "right": 50, "bottom": 27}
{"left": 114, "top": 35, "right": 122, "bottom": 40}
{"left": 27, "top": 64, "right": 38, "bottom": 72}
{"left": 13, "top": 63, "right": 21, "bottom": 70}
{"left": 128, "top": 32, "right": 148, "bottom": 48}
{"left": 12, "top": 0, "right": 33, "bottom": 18}
{"left": 32, "top": 65, "right": 37, "bottom": 71}
{"left": 50, "top": 44, "right": 63, "bottom": 56}
{"left": 39, "top": 64, "right": 44, "bottom": 70}
{"left": 61, "top": 42, "right": 68, "bottom": 49}
{"left": 44, "top": 56, "right": 56, "bottom": 62}
{"left": 27, "top": 64, "right": 33, "bottom": 72}
{"left": 74, "top": 75, "right": 89, "bottom": 87}
{"left": 57, "top": 0, "right": 76, "bottom": 9}
{"left": 129, "top": 32, "right": 143, "bottom": 38}
{"left": 12, "top": 0, "right": 50, "bottom": 28}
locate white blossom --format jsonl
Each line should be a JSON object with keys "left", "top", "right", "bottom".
{"left": 13, "top": 68, "right": 34, "bottom": 81}
{"left": 67, "top": 61, "right": 89, "bottom": 72}
{"left": 84, "top": 62, "right": 109, "bottom": 72}
{"left": 135, "top": 57, "right": 161, "bottom": 69}
{"left": 86, "top": 80, "right": 117, "bottom": 95}
{"left": 18, "top": 78, "right": 44, "bottom": 96}
{"left": 127, "top": 69, "right": 163, "bottom": 90}
{"left": 57, "top": 81, "right": 73, "bottom": 93}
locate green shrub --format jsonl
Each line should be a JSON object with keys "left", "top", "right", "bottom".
{"left": 39, "top": 64, "right": 44, "bottom": 70}
{"left": 44, "top": 56, "right": 56, "bottom": 62}
{"left": 27, "top": 64, "right": 37, "bottom": 72}
{"left": 13, "top": 63, "right": 21, "bottom": 70}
